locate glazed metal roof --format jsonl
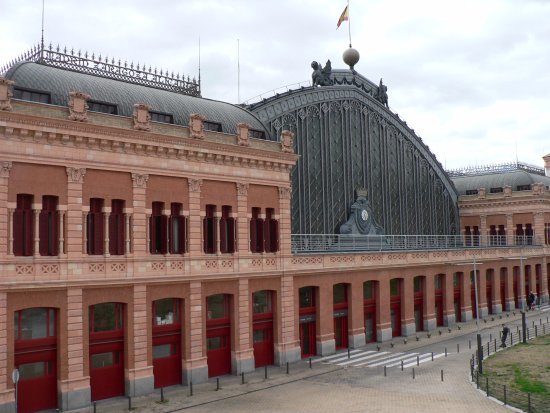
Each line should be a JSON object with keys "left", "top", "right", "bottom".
{"left": 4, "top": 61, "right": 270, "bottom": 138}
{"left": 452, "top": 169, "right": 550, "bottom": 195}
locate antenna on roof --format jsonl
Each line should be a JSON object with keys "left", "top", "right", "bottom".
{"left": 237, "top": 38, "right": 241, "bottom": 104}
{"left": 40, "top": 0, "right": 45, "bottom": 61}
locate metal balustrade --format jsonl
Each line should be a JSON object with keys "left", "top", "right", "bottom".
{"left": 291, "top": 234, "right": 540, "bottom": 254}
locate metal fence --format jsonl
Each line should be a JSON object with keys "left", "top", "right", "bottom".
{"left": 471, "top": 317, "right": 550, "bottom": 413}
{"left": 291, "top": 234, "right": 540, "bottom": 254}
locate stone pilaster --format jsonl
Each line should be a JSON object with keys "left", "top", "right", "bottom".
{"left": 232, "top": 279, "right": 254, "bottom": 374}
{"left": 316, "top": 285, "right": 335, "bottom": 356}
{"left": 66, "top": 167, "right": 86, "bottom": 258}
{"left": 479, "top": 214, "right": 487, "bottom": 246}
{"left": 0, "top": 292, "right": 14, "bottom": 412}
{"left": 236, "top": 183, "right": 249, "bottom": 255}
{"left": 377, "top": 280, "right": 392, "bottom": 342}
{"left": 187, "top": 179, "right": 203, "bottom": 256}
{"left": 541, "top": 256, "right": 549, "bottom": 304}
{"left": 103, "top": 209, "right": 110, "bottom": 257}
{"left": 274, "top": 275, "right": 300, "bottom": 365}
{"left": 0, "top": 77, "right": 14, "bottom": 111}
{"left": 348, "top": 280, "right": 365, "bottom": 348}
{"left": 443, "top": 272, "right": 455, "bottom": 327}
{"left": 0, "top": 162, "right": 12, "bottom": 259}
{"left": 461, "top": 272, "right": 473, "bottom": 322}
{"left": 60, "top": 288, "right": 91, "bottom": 410}
{"left": 183, "top": 281, "right": 208, "bottom": 383}
{"left": 131, "top": 173, "right": 148, "bottom": 256}
{"left": 58, "top": 210, "right": 66, "bottom": 256}
{"left": 402, "top": 277, "right": 416, "bottom": 336}
{"left": 127, "top": 285, "right": 153, "bottom": 396}
{"left": 504, "top": 266, "right": 515, "bottom": 311}
{"left": 278, "top": 187, "right": 291, "bottom": 255}
{"left": 506, "top": 214, "right": 514, "bottom": 246}
{"left": 33, "top": 208, "right": 40, "bottom": 257}
{"left": 534, "top": 212, "right": 544, "bottom": 246}
{"left": 424, "top": 275, "right": 436, "bottom": 330}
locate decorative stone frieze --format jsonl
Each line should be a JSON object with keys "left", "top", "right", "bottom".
{"left": 133, "top": 103, "right": 151, "bottom": 131}
{"left": 131, "top": 173, "right": 149, "bottom": 188}
{"left": 68, "top": 91, "right": 91, "bottom": 122}
{"left": 281, "top": 130, "right": 294, "bottom": 154}
{"left": 0, "top": 161, "right": 12, "bottom": 178}
{"left": 188, "top": 178, "right": 203, "bottom": 192}
{"left": 189, "top": 113, "right": 206, "bottom": 139}
{"left": 278, "top": 186, "right": 291, "bottom": 200}
{"left": 66, "top": 167, "right": 86, "bottom": 183}
{"left": 236, "top": 182, "right": 249, "bottom": 197}
{"left": 0, "top": 77, "right": 14, "bottom": 111}
{"left": 237, "top": 123, "right": 251, "bottom": 147}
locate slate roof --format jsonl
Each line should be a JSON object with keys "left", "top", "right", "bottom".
{"left": 452, "top": 170, "right": 550, "bottom": 195}
{"left": 4, "top": 62, "right": 271, "bottom": 138}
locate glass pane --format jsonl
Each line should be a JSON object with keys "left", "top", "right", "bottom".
{"left": 91, "top": 352, "right": 114, "bottom": 369}
{"left": 453, "top": 274, "right": 459, "bottom": 287}
{"left": 154, "top": 298, "right": 178, "bottom": 325}
{"left": 414, "top": 277, "right": 422, "bottom": 292}
{"left": 390, "top": 279, "right": 400, "bottom": 296}
{"left": 19, "top": 361, "right": 46, "bottom": 379}
{"left": 207, "top": 295, "right": 226, "bottom": 320}
{"left": 153, "top": 344, "right": 173, "bottom": 359}
{"left": 415, "top": 306, "right": 422, "bottom": 330}
{"left": 333, "top": 284, "right": 346, "bottom": 304}
{"left": 253, "top": 291, "right": 271, "bottom": 314}
{"left": 363, "top": 281, "right": 373, "bottom": 300}
{"left": 20, "top": 308, "right": 48, "bottom": 339}
{"left": 92, "top": 303, "right": 116, "bottom": 332}
{"left": 299, "top": 288, "right": 314, "bottom": 308}
{"left": 365, "top": 315, "right": 374, "bottom": 342}
{"left": 253, "top": 329, "right": 265, "bottom": 343}
{"left": 49, "top": 309, "right": 55, "bottom": 337}
{"left": 14, "top": 313, "right": 19, "bottom": 340}
{"left": 207, "top": 337, "right": 222, "bottom": 350}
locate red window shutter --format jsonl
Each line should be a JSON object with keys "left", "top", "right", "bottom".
{"left": 227, "top": 217, "right": 235, "bottom": 253}
{"left": 263, "top": 218, "right": 271, "bottom": 253}
{"left": 39, "top": 210, "right": 49, "bottom": 256}
{"left": 270, "top": 219, "right": 279, "bottom": 252}
{"left": 160, "top": 214, "right": 168, "bottom": 254}
{"left": 108, "top": 212, "right": 117, "bottom": 255}
{"left": 203, "top": 217, "right": 208, "bottom": 253}
{"left": 24, "top": 210, "right": 33, "bottom": 256}
{"left": 93, "top": 212, "right": 104, "bottom": 255}
{"left": 250, "top": 219, "right": 257, "bottom": 253}
{"left": 13, "top": 209, "right": 24, "bottom": 256}
{"left": 51, "top": 211, "right": 59, "bottom": 256}
{"left": 117, "top": 213, "right": 125, "bottom": 254}
{"left": 149, "top": 215, "right": 155, "bottom": 253}
{"left": 257, "top": 218, "right": 265, "bottom": 253}
{"left": 219, "top": 218, "right": 227, "bottom": 253}
{"left": 168, "top": 215, "right": 174, "bottom": 253}
{"left": 179, "top": 216, "right": 186, "bottom": 254}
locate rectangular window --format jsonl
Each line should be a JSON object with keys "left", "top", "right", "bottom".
{"left": 91, "top": 352, "right": 114, "bottom": 369}
{"left": 153, "top": 298, "right": 180, "bottom": 325}
{"left": 414, "top": 277, "right": 423, "bottom": 293}
{"left": 390, "top": 279, "right": 400, "bottom": 296}
{"left": 333, "top": 284, "right": 347, "bottom": 304}
{"left": 249, "top": 129, "right": 266, "bottom": 140}
{"left": 252, "top": 291, "right": 272, "bottom": 314}
{"left": 153, "top": 344, "right": 175, "bottom": 359}
{"left": 15, "top": 308, "right": 55, "bottom": 340}
{"left": 88, "top": 100, "right": 118, "bottom": 115}
{"left": 13, "top": 194, "right": 34, "bottom": 256}
{"left": 91, "top": 303, "right": 123, "bottom": 332}
{"left": 169, "top": 203, "right": 186, "bottom": 254}
{"left": 87, "top": 198, "right": 104, "bottom": 255}
{"left": 18, "top": 361, "right": 47, "bottom": 379}
{"left": 465, "top": 189, "right": 478, "bottom": 195}
{"left": 253, "top": 329, "right": 266, "bottom": 343}
{"left": 207, "top": 294, "right": 228, "bottom": 320}
{"left": 150, "top": 111, "right": 174, "bottom": 124}
{"left": 363, "top": 281, "right": 374, "bottom": 300}
{"left": 250, "top": 207, "right": 264, "bottom": 253}
{"left": 489, "top": 187, "right": 503, "bottom": 193}
{"left": 109, "top": 199, "right": 125, "bottom": 255}
{"left": 150, "top": 202, "right": 167, "bottom": 254}
{"left": 517, "top": 185, "right": 530, "bottom": 191}
{"left": 203, "top": 121, "right": 222, "bottom": 132}
{"left": 207, "top": 337, "right": 224, "bottom": 350}
{"left": 263, "top": 208, "right": 279, "bottom": 253}
{"left": 13, "top": 87, "right": 51, "bottom": 104}
{"left": 220, "top": 205, "right": 235, "bottom": 254}
{"left": 453, "top": 273, "right": 460, "bottom": 288}
{"left": 203, "top": 204, "right": 216, "bottom": 254}
{"left": 299, "top": 287, "right": 315, "bottom": 308}
{"left": 39, "top": 195, "right": 59, "bottom": 256}
{"left": 434, "top": 275, "right": 443, "bottom": 290}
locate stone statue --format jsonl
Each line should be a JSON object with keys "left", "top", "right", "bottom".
{"left": 376, "top": 78, "right": 388, "bottom": 108}
{"left": 339, "top": 189, "right": 385, "bottom": 235}
{"left": 311, "top": 60, "right": 333, "bottom": 87}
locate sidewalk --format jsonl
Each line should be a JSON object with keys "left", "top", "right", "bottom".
{"left": 69, "top": 306, "right": 549, "bottom": 413}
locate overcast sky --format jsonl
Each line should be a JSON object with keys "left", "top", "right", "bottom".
{"left": 1, "top": 0, "right": 549, "bottom": 170}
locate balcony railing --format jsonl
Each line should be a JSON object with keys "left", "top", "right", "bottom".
{"left": 290, "top": 234, "right": 541, "bottom": 254}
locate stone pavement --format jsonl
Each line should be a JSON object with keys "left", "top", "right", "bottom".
{"left": 71, "top": 307, "right": 549, "bottom": 413}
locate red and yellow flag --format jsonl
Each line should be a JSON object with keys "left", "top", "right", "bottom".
{"left": 336, "top": 5, "right": 349, "bottom": 29}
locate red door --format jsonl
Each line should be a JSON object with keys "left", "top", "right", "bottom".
{"left": 14, "top": 308, "right": 57, "bottom": 413}
{"left": 500, "top": 279, "right": 506, "bottom": 311}
{"left": 390, "top": 302, "right": 401, "bottom": 337}
{"left": 486, "top": 284, "right": 493, "bottom": 315}
{"left": 414, "top": 302, "right": 424, "bottom": 331}
{"left": 300, "top": 319, "right": 316, "bottom": 357}
{"left": 152, "top": 298, "right": 182, "bottom": 388}
{"left": 471, "top": 286, "right": 477, "bottom": 319}
{"left": 513, "top": 272, "right": 519, "bottom": 308}
{"left": 253, "top": 319, "right": 274, "bottom": 367}
{"left": 435, "top": 295, "right": 444, "bottom": 326}
{"left": 333, "top": 313, "right": 348, "bottom": 349}
{"left": 364, "top": 305, "right": 377, "bottom": 343}
{"left": 207, "top": 326, "right": 231, "bottom": 377}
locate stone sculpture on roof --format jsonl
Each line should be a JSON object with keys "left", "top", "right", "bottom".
{"left": 376, "top": 78, "right": 388, "bottom": 108}
{"left": 311, "top": 60, "right": 333, "bottom": 87}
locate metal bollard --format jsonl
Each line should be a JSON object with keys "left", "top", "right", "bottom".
{"left": 445, "top": 347, "right": 447, "bottom": 357}
{"left": 487, "top": 342, "right": 490, "bottom": 356}
{"left": 457, "top": 343, "right": 459, "bottom": 353}
{"left": 503, "top": 385, "right": 507, "bottom": 405}
{"left": 93, "top": 401, "right": 97, "bottom": 413}
{"left": 486, "top": 377, "right": 489, "bottom": 396}
{"left": 528, "top": 393, "right": 531, "bottom": 413}
{"left": 535, "top": 326, "right": 538, "bottom": 337}
{"left": 431, "top": 352, "right": 434, "bottom": 361}
{"left": 265, "top": 365, "right": 268, "bottom": 379}
{"left": 128, "top": 396, "right": 132, "bottom": 410}
{"left": 401, "top": 360, "right": 404, "bottom": 371}
{"left": 309, "top": 358, "right": 312, "bottom": 369}
{"left": 412, "top": 368, "right": 415, "bottom": 379}
{"left": 348, "top": 348, "right": 351, "bottom": 359}
{"left": 441, "top": 369, "right": 444, "bottom": 382}
{"left": 469, "top": 339, "right": 471, "bottom": 349}
{"left": 490, "top": 333, "right": 492, "bottom": 342}
{"left": 189, "top": 381, "right": 193, "bottom": 396}
{"left": 417, "top": 355, "right": 419, "bottom": 366}
{"left": 286, "top": 362, "right": 289, "bottom": 375}
{"left": 160, "top": 387, "right": 165, "bottom": 402}
{"left": 476, "top": 371, "right": 479, "bottom": 388}
{"left": 216, "top": 378, "right": 220, "bottom": 391}
{"left": 384, "top": 365, "right": 387, "bottom": 377}
{"left": 241, "top": 372, "right": 245, "bottom": 385}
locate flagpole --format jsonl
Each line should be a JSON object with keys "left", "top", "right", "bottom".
{"left": 348, "top": 0, "right": 352, "bottom": 47}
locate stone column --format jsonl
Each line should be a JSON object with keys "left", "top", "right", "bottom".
{"left": 232, "top": 279, "right": 254, "bottom": 374}
{"left": 183, "top": 281, "right": 208, "bottom": 384}
{"left": 131, "top": 174, "right": 148, "bottom": 256}
{"left": 424, "top": 275, "right": 436, "bottom": 331}
{"left": 103, "top": 208, "right": 111, "bottom": 257}
{"left": 479, "top": 214, "right": 487, "bottom": 247}
{"left": 402, "top": 277, "right": 415, "bottom": 336}
{"left": 275, "top": 274, "right": 300, "bottom": 365}
{"left": 0, "top": 292, "right": 15, "bottom": 412}
{"left": 127, "top": 285, "right": 154, "bottom": 396}
{"left": 236, "top": 183, "right": 249, "bottom": 255}
{"left": 492, "top": 270, "right": 502, "bottom": 315}
{"left": 316, "top": 285, "right": 335, "bottom": 356}
{"left": 82, "top": 210, "right": 88, "bottom": 254}
{"left": 187, "top": 179, "right": 203, "bottom": 257}
{"left": 278, "top": 187, "right": 292, "bottom": 255}
{"left": 376, "top": 279, "right": 391, "bottom": 342}
{"left": 66, "top": 167, "right": 86, "bottom": 258}
{"left": 215, "top": 214, "right": 221, "bottom": 255}
{"left": 461, "top": 271, "right": 473, "bottom": 322}
{"left": 503, "top": 266, "right": 515, "bottom": 311}
{"left": 124, "top": 213, "right": 131, "bottom": 255}
{"left": 348, "top": 280, "right": 366, "bottom": 348}
{"left": 534, "top": 212, "right": 544, "bottom": 245}
{"left": 58, "top": 210, "right": 66, "bottom": 256}
{"left": 0, "top": 162, "right": 12, "bottom": 259}
{"left": 60, "top": 288, "right": 91, "bottom": 410}
{"left": 33, "top": 207, "right": 40, "bottom": 257}
{"left": 478, "top": 268, "right": 488, "bottom": 318}
{"left": 506, "top": 213, "right": 514, "bottom": 246}
{"left": 443, "top": 272, "right": 456, "bottom": 326}
{"left": 541, "top": 256, "right": 549, "bottom": 304}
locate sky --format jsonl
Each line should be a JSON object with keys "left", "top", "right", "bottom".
{"left": 1, "top": 0, "right": 549, "bottom": 170}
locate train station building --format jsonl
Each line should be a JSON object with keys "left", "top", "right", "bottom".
{"left": 0, "top": 44, "right": 548, "bottom": 412}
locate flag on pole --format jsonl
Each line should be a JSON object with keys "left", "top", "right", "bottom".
{"left": 336, "top": 5, "right": 349, "bottom": 29}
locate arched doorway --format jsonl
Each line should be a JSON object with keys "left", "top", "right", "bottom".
{"left": 299, "top": 287, "right": 317, "bottom": 358}
{"left": 252, "top": 290, "right": 274, "bottom": 367}
{"left": 333, "top": 283, "right": 349, "bottom": 349}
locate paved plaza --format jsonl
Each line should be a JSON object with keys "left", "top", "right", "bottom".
{"left": 73, "top": 306, "right": 549, "bottom": 413}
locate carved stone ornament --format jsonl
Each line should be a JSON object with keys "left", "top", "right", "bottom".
{"left": 340, "top": 189, "right": 385, "bottom": 236}
{"left": 188, "top": 178, "right": 203, "bottom": 192}
{"left": 68, "top": 91, "right": 91, "bottom": 122}
{"left": 237, "top": 123, "right": 251, "bottom": 147}
{"left": 503, "top": 185, "right": 512, "bottom": 197}
{"left": 477, "top": 188, "right": 486, "bottom": 199}
{"left": 189, "top": 113, "right": 206, "bottom": 139}
{"left": 280, "top": 130, "right": 294, "bottom": 154}
{"left": 0, "top": 77, "right": 15, "bottom": 111}
{"left": 66, "top": 167, "right": 86, "bottom": 184}
{"left": 1, "top": 161, "right": 13, "bottom": 178}
{"left": 278, "top": 186, "right": 291, "bottom": 200}
{"left": 133, "top": 103, "right": 151, "bottom": 131}
{"left": 236, "top": 182, "right": 249, "bottom": 197}
{"left": 311, "top": 60, "right": 332, "bottom": 87}
{"left": 131, "top": 173, "right": 149, "bottom": 188}
{"left": 532, "top": 182, "right": 544, "bottom": 195}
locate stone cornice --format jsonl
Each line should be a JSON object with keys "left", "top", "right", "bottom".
{"left": 0, "top": 109, "right": 297, "bottom": 174}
